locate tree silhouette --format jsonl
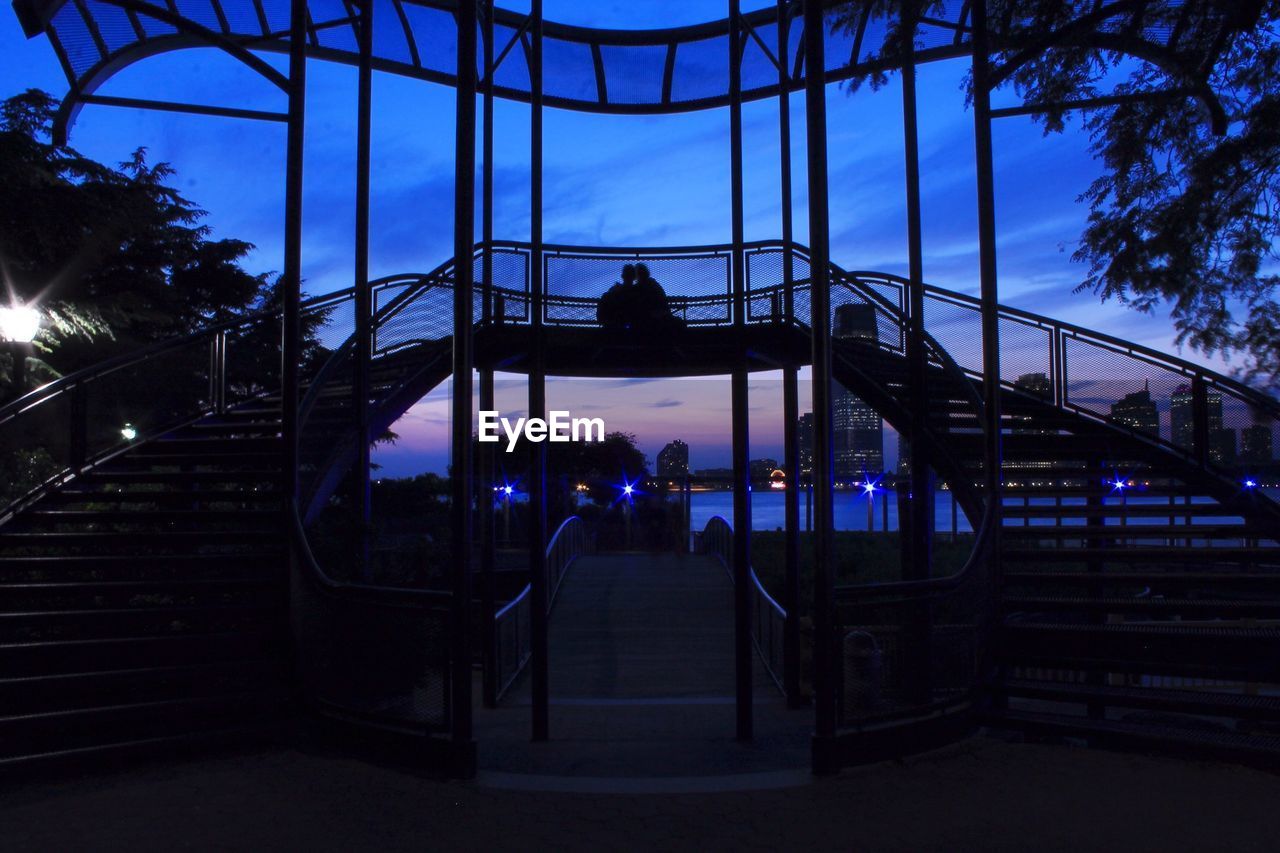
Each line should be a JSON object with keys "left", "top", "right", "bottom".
{"left": 0, "top": 89, "right": 269, "bottom": 387}
{"left": 833, "top": 1, "right": 1280, "bottom": 388}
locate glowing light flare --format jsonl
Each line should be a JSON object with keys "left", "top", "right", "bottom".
{"left": 120, "top": 424, "right": 138, "bottom": 441}
{"left": 616, "top": 473, "right": 642, "bottom": 505}
{"left": 0, "top": 302, "right": 40, "bottom": 343}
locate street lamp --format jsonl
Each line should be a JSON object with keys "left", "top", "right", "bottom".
{"left": 0, "top": 302, "right": 41, "bottom": 400}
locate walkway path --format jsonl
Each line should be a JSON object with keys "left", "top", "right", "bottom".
{"left": 476, "top": 553, "right": 810, "bottom": 781}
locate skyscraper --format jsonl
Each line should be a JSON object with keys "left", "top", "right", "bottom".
{"left": 1170, "top": 384, "right": 1195, "bottom": 449}
{"left": 798, "top": 412, "right": 814, "bottom": 483}
{"left": 1013, "top": 372, "right": 1055, "bottom": 436}
{"left": 832, "top": 303, "right": 883, "bottom": 482}
{"left": 1242, "top": 424, "right": 1274, "bottom": 465}
{"left": 1110, "top": 381, "right": 1159, "bottom": 436}
{"left": 656, "top": 439, "right": 689, "bottom": 479}
{"left": 1171, "top": 383, "right": 1236, "bottom": 464}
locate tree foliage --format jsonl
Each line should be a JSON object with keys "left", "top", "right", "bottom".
{"left": 0, "top": 89, "right": 270, "bottom": 384}
{"left": 833, "top": 1, "right": 1280, "bottom": 389}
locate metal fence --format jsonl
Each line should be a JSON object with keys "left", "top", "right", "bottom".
{"left": 0, "top": 288, "right": 353, "bottom": 521}
{"left": 701, "top": 515, "right": 787, "bottom": 694}
{"left": 493, "top": 515, "right": 585, "bottom": 701}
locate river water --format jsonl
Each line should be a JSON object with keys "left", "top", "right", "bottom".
{"left": 686, "top": 487, "right": 1280, "bottom": 532}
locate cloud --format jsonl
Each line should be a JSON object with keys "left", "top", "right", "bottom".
{"left": 651, "top": 398, "right": 684, "bottom": 409}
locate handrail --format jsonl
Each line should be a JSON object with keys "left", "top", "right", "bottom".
{"left": 474, "top": 238, "right": 1277, "bottom": 423}
{"left": 289, "top": 498, "right": 453, "bottom": 734}
{"left": 701, "top": 515, "right": 787, "bottom": 694}
{"left": 843, "top": 268, "right": 1280, "bottom": 421}
{"left": 0, "top": 286, "right": 358, "bottom": 521}
{"left": 0, "top": 287, "right": 353, "bottom": 424}
{"left": 493, "top": 515, "right": 579, "bottom": 621}
{"left": 289, "top": 498, "right": 451, "bottom": 605}
{"left": 834, "top": 504, "right": 998, "bottom": 603}
{"left": 492, "top": 514, "right": 585, "bottom": 701}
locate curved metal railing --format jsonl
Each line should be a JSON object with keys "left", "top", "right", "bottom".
{"left": 289, "top": 500, "right": 453, "bottom": 733}
{"left": 473, "top": 238, "right": 1279, "bottom": 494}
{"left": 493, "top": 515, "right": 586, "bottom": 702}
{"left": 0, "top": 287, "right": 357, "bottom": 522}
{"left": 701, "top": 515, "right": 788, "bottom": 694}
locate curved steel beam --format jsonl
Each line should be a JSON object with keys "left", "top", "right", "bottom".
{"left": 50, "top": 0, "right": 290, "bottom": 141}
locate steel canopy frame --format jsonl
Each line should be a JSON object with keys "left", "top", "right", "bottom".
{"left": 13, "top": 0, "right": 1240, "bottom": 141}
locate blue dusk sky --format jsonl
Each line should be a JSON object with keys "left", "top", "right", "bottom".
{"left": 0, "top": 2, "right": 1241, "bottom": 475}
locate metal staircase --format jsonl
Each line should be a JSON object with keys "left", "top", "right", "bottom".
{"left": 2, "top": 240, "right": 1278, "bottom": 772}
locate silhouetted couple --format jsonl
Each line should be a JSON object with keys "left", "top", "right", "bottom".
{"left": 597, "top": 263, "right": 683, "bottom": 333}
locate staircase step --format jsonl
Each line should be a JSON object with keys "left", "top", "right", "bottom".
{"left": 0, "top": 722, "right": 283, "bottom": 776}
{"left": 135, "top": 437, "right": 281, "bottom": 455}
{"left": 999, "top": 678, "right": 1280, "bottom": 721}
{"left": 1003, "top": 546, "right": 1280, "bottom": 564}
{"left": 40, "top": 489, "right": 282, "bottom": 507}
{"left": 81, "top": 469, "right": 281, "bottom": 485}
{"left": 0, "top": 691, "right": 290, "bottom": 761}
{"left": 21, "top": 509, "right": 281, "bottom": 527}
{"left": 0, "top": 603, "right": 276, "bottom": 642}
{"left": 1003, "top": 595, "right": 1280, "bottom": 618}
{"left": 1003, "top": 524, "right": 1267, "bottom": 540}
{"left": 0, "top": 531, "right": 282, "bottom": 551}
{"left": 0, "top": 659, "right": 285, "bottom": 716}
{"left": 0, "top": 554, "right": 283, "bottom": 581}
{"left": 1002, "top": 503, "right": 1239, "bottom": 519}
{"left": 0, "top": 631, "right": 279, "bottom": 677}
{"left": 105, "top": 452, "right": 282, "bottom": 467}
{"left": 999, "top": 622, "right": 1280, "bottom": 682}
{"left": 186, "top": 421, "right": 282, "bottom": 436}
{"left": 984, "top": 709, "right": 1280, "bottom": 766}
{"left": 1003, "top": 571, "right": 1280, "bottom": 588}
{"left": 0, "top": 577, "right": 277, "bottom": 610}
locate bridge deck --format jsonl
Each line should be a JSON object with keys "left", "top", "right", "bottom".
{"left": 477, "top": 553, "right": 810, "bottom": 779}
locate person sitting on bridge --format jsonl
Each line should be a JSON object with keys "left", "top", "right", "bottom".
{"left": 597, "top": 263, "right": 638, "bottom": 331}
{"left": 633, "top": 263, "right": 684, "bottom": 332}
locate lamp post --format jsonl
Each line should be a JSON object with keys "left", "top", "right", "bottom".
{"left": 0, "top": 302, "right": 41, "bottom": 401}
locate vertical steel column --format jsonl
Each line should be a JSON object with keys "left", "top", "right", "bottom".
{"left": 900, "top": 0, "right": 934, "bottom": 703}
{"left": 971, "top": 0, "right": 1003, "bottom": 582}
{"left": 281, "top": 0, "right": 307, "bottom": 508}
{"left": 479, "top": 1, "right": 498, "bottom": 710}
{"left": 778, "top": 0, "right": 802, "bottom": 711}
{"left": 782, "top": 367, "right": 803, "bottom": 707}
{"left": 803, "top": 0, "right": 839, "bottom": 770}
{"left": 353, "top": 0, "right": 374, "bottom": 581}
{"left": 901, "top": 0, "right": 931, "bottom": 581}
{"left": 728, "top": 0, "right": 753, "bottom": 743}
{"left": 528, "top": 0, "right": 550, "bottom": 743}
{"left": 450, "top": 0, "right": 478, "bottom": 773}
{"left": 778, "top": 0, "right": 795, "bottom": 321}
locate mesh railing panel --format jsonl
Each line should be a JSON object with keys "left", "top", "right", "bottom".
{"left": 922, "top": 292, "right": 985, "bottom": 376}
{"left": 1061, "top": 333, "right": 1191, "bottom": 449}
{"left": 600, "top": 43, "right": 667, "bottom": 105}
